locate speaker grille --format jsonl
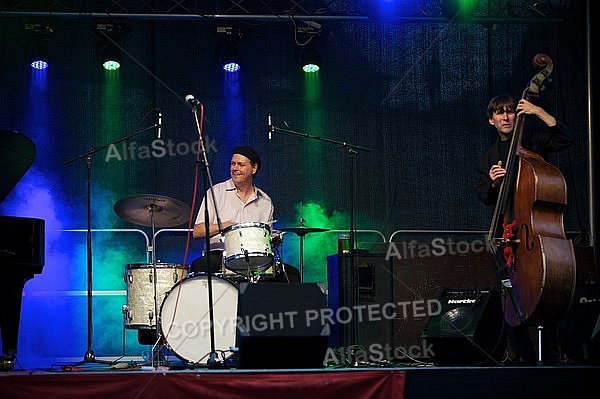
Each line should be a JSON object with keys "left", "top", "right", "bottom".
{"left": 422, "top": 288, "right": 507, "bottom": 366}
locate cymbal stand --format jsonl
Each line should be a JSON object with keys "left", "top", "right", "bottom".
{"left": 64, "top": 121, "right": 158, "bottom": 367}
{"left": 191, "top": 101, "right": 223, "bottom": 368}
{"left": 296, "top": 218, "right": 308, "bottom": 282}
{"left": 273, "top": 245, "right": 291, "bottom": 283}
{"left": 147, "top": 208, "right": 166, "bottom": 367}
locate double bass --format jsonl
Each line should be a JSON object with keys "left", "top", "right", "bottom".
{"left": 487, "top": 54, "right": 576, "bottom": 327}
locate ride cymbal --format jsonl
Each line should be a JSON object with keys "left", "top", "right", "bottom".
{"left": 114, "top": 194, "right": 190, "bottom": 228}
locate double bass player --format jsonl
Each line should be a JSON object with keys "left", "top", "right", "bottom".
{"left": 475, "top": 94, "right": 573, "bottom": 365}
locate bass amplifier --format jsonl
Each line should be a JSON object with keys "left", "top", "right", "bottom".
{"left": 422, "top": 288, "right": 507, "bottom": 366}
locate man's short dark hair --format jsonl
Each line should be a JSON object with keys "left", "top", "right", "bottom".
{"left": 486, "top": 95, "right": 517, "bottom": 120}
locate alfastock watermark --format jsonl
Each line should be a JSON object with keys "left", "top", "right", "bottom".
{"left": 323, "top": 341, "right": 436, "bottom": 366}
{"left": 104, "top": 135, "right": 217, "bottom": 162}
{"left": 385, "top": 237, "right": 492, "bottom": 261}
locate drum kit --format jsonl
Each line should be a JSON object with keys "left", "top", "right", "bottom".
{"left": 114, "top": 193, "right": 329, "bottom": 366}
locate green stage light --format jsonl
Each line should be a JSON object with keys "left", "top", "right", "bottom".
{"left": 298, "top": 47, "right": 321, "bottom": 73}
{"left": 98, "top": 41, "right": 122, "bottom": 70}
{"left": 93, "top": 21, "right": 130, "bottom": 71}
{"left": 440, "top": 0, "right": 480, "bottom": 21}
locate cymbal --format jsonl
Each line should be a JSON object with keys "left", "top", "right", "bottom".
{"left": 278, "top": 226, "right": 330, "bottom": 236}
{"left": 114, "top": 194, "right": 191, "bottom": 228}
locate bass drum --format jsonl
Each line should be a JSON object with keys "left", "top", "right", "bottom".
{"left": 159, "top": 273, "right": 238, "bottom": 364}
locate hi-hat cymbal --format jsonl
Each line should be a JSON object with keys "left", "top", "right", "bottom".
{"left": 278, "top": 226, "right": 330, "bottom": 236}
{"left": 114, "top": 194, "right": 191, "bottom": 228}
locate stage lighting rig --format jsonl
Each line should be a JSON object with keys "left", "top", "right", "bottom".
{"left": 24, "top": 22, "right": 53, "bottom": 70}
{"left": 93, "top": 21, "right": 131, "bottom": 70}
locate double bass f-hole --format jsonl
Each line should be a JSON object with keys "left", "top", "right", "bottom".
{"left": 520, "top": 223, "right": 535, "bottom": 252}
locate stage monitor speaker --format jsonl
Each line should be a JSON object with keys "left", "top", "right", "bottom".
{"left": 236, "top": 282, "right": 330, "bottom": 369}
{"left": 421, "top": 288, "right": 507, "bottom": 366}
{"left": 326, "top": 253, "right": 394, "bottom": 350}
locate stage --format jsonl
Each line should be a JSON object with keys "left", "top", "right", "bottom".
{"left": 2, "top": 252, "right": 599, "bottom": 398}
{"left": 0, "top": 362, "right": 598, "bottom": 399}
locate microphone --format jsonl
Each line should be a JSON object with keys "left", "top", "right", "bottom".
{"left": 185, "top": 94, "right": 201, "bottom": 106}
{"left": 268, "top": 112, "right": 273, "bottom": 140}
{"left": 156, "top": 108, "right": 162, "bottom": 139}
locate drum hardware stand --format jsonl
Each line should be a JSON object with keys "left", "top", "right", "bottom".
{"left": 112, "top": 305, "right": 129, "bottom": 365}
{"left": 113, "top": 194, "right": 191, "bottom": 369}
{"left": 242, "top": 257, "right": 269, "bottom": 284}
{"left": 297, "top": 218, "right": 308, "bottom": 282}
{"left": 279, "top": 220, "right": 329, "bottom": 282}
{"left": 64, "top": 121, "right": 158, "bottom": 367}
{"left": 111, "top": 305, "right": 143, "bottom": 368}
{"left": 146, "top": 206, "right": 168, "bottom": 368}
{"left": 271, "top": 244, "right": 290, "bottom": 283}
{"left": 191, "top": 99, "right": 224, "bottom": 368}
{"left": 151, "top": 332, "right": 167, "bottom": 367}
{"left": 145, "top": 207, "right": 187, "bottom": 368}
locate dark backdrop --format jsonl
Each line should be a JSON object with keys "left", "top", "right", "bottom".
{"left": 0, "top": 0, "right": 595, "bottom": 366}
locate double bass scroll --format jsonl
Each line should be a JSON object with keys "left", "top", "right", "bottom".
{"left": 487, "top": 54, "right": 576, "bottom": 327}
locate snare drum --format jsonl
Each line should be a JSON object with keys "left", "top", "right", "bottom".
{"left": 159, "top": 273, "right": 238, "bottom": 364}
{"left": 222, "top": 222, "right": 273, "bottom": 273}
{"left": 124, "top": 263, "right": 188, "bottom": 329}
{"left": 221, "top": 262, "right": 275, "bottom": 281}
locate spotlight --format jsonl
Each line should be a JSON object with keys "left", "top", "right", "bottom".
{"left": 440, "top": 0, "right": 480, "bottom": 21}
{"left": 93, "top": 21, "right": 130, "bottom": 70}
{"left": 26, "top": 41, "right": 49, "bottom": 70}
{"left": 97, "top": 41, "right": 122, "bottom": 71}
{"left": 362, "top": 0, "right": 404, "bottom": 22}
{"left": 216, "top": 45, "right": 241, "bottom": 72}
{"left": 215, "top": 26, "right": 243, "bottom": 73}
{"left": 24, "top": 23, "right": 52, "bottom": 70}
{"left": 297, "top": 47, "right": 321, "bottom": 73}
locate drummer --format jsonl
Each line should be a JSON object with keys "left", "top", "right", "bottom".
{"left": 191, "top": 145, "right": 280, "bottom": 274}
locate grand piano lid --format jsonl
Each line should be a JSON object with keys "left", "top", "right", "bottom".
{"left": 0, "top": 129, "right": 36, "bottom": 204}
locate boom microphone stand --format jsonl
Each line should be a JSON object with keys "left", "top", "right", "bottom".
{"left": 269, "top": 117, "right": 371, "bottom": 344}
{"left": 189, "top": 97, "right": 223, "bottom": 368}
{"left": 64, "top": 119, "right": 159, "bottom": 366}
